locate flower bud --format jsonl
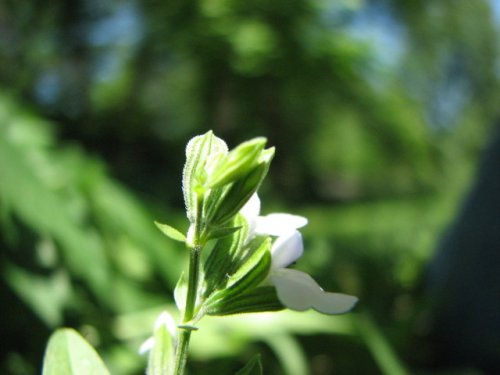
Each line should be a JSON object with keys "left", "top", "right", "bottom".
{"left": 207, "top": 137, "right": 267, "bottom": 188}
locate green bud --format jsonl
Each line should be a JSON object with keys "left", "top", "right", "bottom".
{"left": 208, "top": 137, "right": 267, "bottom": 188}
{"left": 209, "top": 147, "right": 274, "bottom": 226}
{"left": 182, "top": 131, "right": 227, "bottom": 223}
{"left": 259, "top": 146, "right": 275, "bottom": 164}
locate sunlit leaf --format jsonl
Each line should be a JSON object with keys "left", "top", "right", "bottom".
{"left": 42, "top": 328, "right": 110, "bottom": 375}
{"left": 154, "top": 221, "right": 186, "bottom": 242}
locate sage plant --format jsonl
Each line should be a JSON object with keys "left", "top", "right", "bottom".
{"left": 144, "top": 131, "right": 358, "bottom": 374}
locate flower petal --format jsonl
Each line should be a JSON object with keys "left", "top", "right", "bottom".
{"left": 239, "top": 193, "right": 261, "bottom": 235}
{"left": 270, "top": 268, "right": 358, "bottom": 314}
{"left": 255, "top": 213, "right": 308, "bottom": 236}
{"left": 271, "top": 231, "right": 304, "bottom": 269}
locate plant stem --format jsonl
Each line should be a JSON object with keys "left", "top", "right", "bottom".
{"left": 173, "top": 194, "right": 204, "bottom": 375}
{"left": 174, "top": 246, "right": 201, "bottom": 375}
{"left": 173, "top": 244, "right": 202, "bottom": 375}
{"left": 172, "top": 329, "right": 192, "bottom": 375}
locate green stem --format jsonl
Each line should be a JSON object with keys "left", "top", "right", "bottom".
{"left": 172, "top": 329, "right": 192, "bottom": 375}
{"left": 173, "top": 195, "right": 204, "bottom": 375}
{"left": 172, "top": 246, "right": 201, "bottom": 375}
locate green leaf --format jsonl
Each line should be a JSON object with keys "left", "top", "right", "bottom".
{"left": 0, "top": 133, "right": 111, "bottom": 304}
{"left": 182, "top": 131, "right": 227, "bottom": 223}
{"left": 208, "top": 137, "right": 267, "bottom": 188}
{"left": 42, "top": 328, "right": 110, "bottom": 375}
{"left": 154, "top": 221, "right": 186, "bottom": 242}
{"left": 235, "top": 354, "right": 263, "bottom": 375}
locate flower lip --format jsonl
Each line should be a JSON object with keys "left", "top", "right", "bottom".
{"left": 270, "top": 268, "right": 359, "bottom": 314}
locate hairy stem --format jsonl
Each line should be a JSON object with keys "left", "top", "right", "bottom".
{"left": 173, "top": 195, "right": 204, "bottom": 375}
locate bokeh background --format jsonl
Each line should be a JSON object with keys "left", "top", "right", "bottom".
{"left": 1, "top": 0, "right": 499, "bottom": 374}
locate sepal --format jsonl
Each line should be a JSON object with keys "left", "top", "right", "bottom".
{"left": 202, "top": 216, "right": 248, "bottom": 298}
{"left": 206, "top": 226, "right": 242, "bottom": 241}
{"left": 203, "top": 237, "right": 272, "bottom": 312}
{"left": 206, "top": 286, "right": 283, "bottom": 316}
{"left": 224, "top": 237, "right": 271, "bottom": 292}
{"left": 201, "top": 184, "right": 228, "bottom": 229}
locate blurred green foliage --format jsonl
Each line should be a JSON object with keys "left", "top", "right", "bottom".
{"left": 0, "top": 0, "right": 499, "bottom": 374}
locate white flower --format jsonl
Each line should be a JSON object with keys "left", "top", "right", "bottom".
{"left": 269, "top": 231, "right": 358, "bottom": 314}
{"left": 240, "top": 194, "right": 358, "bottom": 314}
{"left": 139, "top": 311, "right": 177, "bottom": 354}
